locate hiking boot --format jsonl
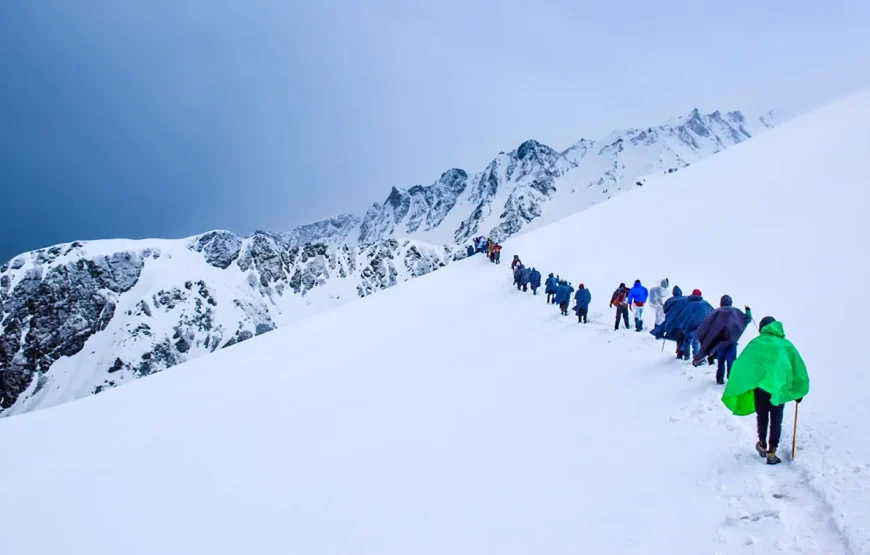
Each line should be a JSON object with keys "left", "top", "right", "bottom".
{"left": 755, "top": 441, "right": 767, "bottom": 458}
{"left": 766, "top": 449, "right": 782, "bottom": 465}
{"left": 716, "top": 377, "right": 725, "bottom": 385}
{"left": 707, "top": 355, "right": 716, "bottom": 366}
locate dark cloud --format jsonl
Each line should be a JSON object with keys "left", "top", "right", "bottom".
{"left": 2, "top": 0, "right": 869, "bottom": 263}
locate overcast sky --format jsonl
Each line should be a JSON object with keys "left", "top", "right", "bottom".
{"left": 2, "top": 0, "right": 869, "bottom": 262}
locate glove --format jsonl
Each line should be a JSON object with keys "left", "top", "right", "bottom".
{"left": 744, "top": 305, "right": 750, "bottom": 311}
{"left": 796, "top": 397, "right": 803, "bottom": 404}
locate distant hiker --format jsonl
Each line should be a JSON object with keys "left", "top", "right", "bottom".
{"left": 545, "top": 273, "right": 558, "bottom": 304}
{"left": 677, "top": 289, "right": 714, "bottom": 360}
{"left": 520, "top": 266, "right": 531, "bottom": 292}
{"left": 610, "top": 283, "right": 631, "bottom": 330}
{"left": 651, "top": 286, "right": 690, "bottom": 358}
{"left": 573, "top": 284, "right": 591, "bottom": 323}
{"left": 485, "top": 238, "right": 493, "bottom": 258}
{"left": 554, "top": 281, "right": 566, "bottom": 314}
{"left": 722, "top": 317, "right": 810, "bottom": 465}
{"left": 511, "top": 255, "right": 522, "bottom": 271}
{"left": 477, "top": 236, "right": 487, "bottom": 253}
{"left": 555, "top": 281, "right": 574, "bottom": 315}
{"left": 514, "top": 264, "right": 525, "bottom": 290}
{"left": 529, "top": 268, "right": 542, "bottom": 295}
{"left": 492, "top": 244, "right": 502, "bottom": 264}
{"left": 663, "top": 286, "right": 685, "bottom": 315}
{"left": 627, "top": 279, "right": 649, "bottom": 332}
{"left": 466, "top": 245, "right": 475, "bottom": 258}
{"left": 648, "top": 278, "right": 670, "bottom": 326}
{"left": 692, "top": 295, "right": 753, "bottom": 384}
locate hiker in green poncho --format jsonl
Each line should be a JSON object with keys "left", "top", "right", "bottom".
{"left": 721, "top": 316, "right": 810, "bottom": 465}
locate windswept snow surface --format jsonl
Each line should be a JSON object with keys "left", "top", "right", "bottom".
{"left": 0, "top": 92, "right": 866, "bottom": 553}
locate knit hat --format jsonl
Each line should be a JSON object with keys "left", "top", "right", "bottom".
{"left": 619, "top": 282, "right": 626, "bottom": 288}
{"left": 579, "top": 283, "right": 584, "bottom": 288}
{"left": 692, "top": 289, "right": 702, "bottom": 296}
{"left": 759, "top": 316, "right": 777, "bottom": 330}
{"left": 634, "top": 280, "right": 641, "bottom": 286}
{"left": 720, "top": 294, "right": 733, "bottom": 307}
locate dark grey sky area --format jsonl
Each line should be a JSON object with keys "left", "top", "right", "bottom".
{"left": 2, "top": 0, "right": 869, "bottom": 262}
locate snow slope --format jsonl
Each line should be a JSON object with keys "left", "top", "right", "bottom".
{"left": 0, "top": 92, "right": 865, "bottom": 553}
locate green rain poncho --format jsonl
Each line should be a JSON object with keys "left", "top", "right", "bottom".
{"left": 721, "top": 321, "right": 810, "bottom": 415}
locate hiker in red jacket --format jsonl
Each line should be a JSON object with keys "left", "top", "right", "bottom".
{"left": 610, "top": 283, "right": 631, "bottom": 331}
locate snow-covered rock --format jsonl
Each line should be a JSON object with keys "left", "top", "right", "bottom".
{"left": 0, "top": 233, "right": 456, "bottom": 415}
{"left": 280, "top": 214, "right": 361, "bottom": 248}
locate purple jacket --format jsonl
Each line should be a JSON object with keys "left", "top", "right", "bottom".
{"left": 694, "top": 306, "right": 750, "bottom": 361}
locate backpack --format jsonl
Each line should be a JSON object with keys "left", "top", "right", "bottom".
{"left": 611, "top": 288, "right": 628, "bottom": 307}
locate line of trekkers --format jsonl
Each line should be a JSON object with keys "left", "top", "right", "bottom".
{"left": 466, "top": 236, "right": 503, "bottom": 264}
{"left": 505, "top": 254, "right": 810, "bottom": 466}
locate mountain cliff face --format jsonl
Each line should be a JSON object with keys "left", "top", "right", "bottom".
{"left": 0, "top": 234, "right": 457, "bottom": 415}
{"left": 0, "top": 107, "right": 777, "bottom": 415}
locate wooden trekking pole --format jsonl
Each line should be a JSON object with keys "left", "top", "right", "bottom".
{"left": 791, "top": 403, "right": 799, "bottom": 460}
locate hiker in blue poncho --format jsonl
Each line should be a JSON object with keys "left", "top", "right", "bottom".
{"left": 677, "top": 289, "right": 714, "bottom": 360}
{"left": 627, "top": 280, "right": 649, "bottom": 332}
{"left": 529, "top": 268, "right": 542, "bottom": 295}
{"left": 545, "top": 274, "right": 558, "bottom": 304}
{"left": 573, "top": 284, "right": 592, "bottom": 323}
{"left": 512, "top": 264, "right": 522, "bottom": 288}
{"left": 520, "top": 266, "right": 531, "bottom": 292}
{"left": 554, "top": 281, "right": 572, "bottom": 316}
{"left": 561, "top": 282, "right": 575, "bottom": 316}
{"left": 651, "top": 286, "right": 689, "bottom": 357}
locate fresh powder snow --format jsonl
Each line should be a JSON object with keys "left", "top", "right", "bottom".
{"left": 0, "top": 92, "right": 865, "bottom": 554}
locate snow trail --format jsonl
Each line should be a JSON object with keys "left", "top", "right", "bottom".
{"left": 502, "top": 260, "right": 850, "bottom": 553}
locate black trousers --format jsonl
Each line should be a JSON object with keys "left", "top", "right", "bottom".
{"left": 547, "top": 292, "right": 555, "bottom": 303}
{"left": 615, "top": 305, "right": 630, "bottom": 329}
{"left": 576, "top": 306, "right": 588, "bottom": 323}
{"left": 559, "top": 301, "right": 569, "bottom": 315}
{"left": 754, "top": 388, "right": 784, "bottom": 450}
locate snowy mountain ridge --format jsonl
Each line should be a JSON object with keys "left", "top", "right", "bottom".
{"left": 301, "top": 107, "right": 778, "bottom": 247}
{"left": 0, "top": 106, "right": 777, "bottom": 415}
{"left": 0, "top": 233, "right": 456, "bottom": 415}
